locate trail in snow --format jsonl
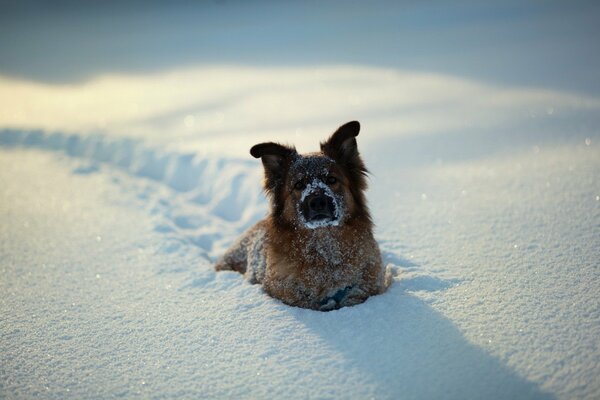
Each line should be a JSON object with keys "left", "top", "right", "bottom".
{"left": 0, "top": 127, "right": 460, "bottom": 292}
{"left": 0, "top": 128, "right": 266, "bottom": 262}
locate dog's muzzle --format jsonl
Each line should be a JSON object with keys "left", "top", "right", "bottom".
{"left": 301, "top": 192, "right": 336, "bottom": 222}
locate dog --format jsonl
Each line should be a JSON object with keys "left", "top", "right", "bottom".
{"left": 215, "top": 121, "right": 388, "bottom": 310}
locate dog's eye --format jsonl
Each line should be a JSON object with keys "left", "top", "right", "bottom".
{"left": 326, "top": 176, "right": 337, "bottom": 185}
{"left": 294, "top": 181, "right": 305, "bottom": 191}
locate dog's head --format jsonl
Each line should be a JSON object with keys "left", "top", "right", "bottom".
{"left": 250, "top": 121, "right": 370, "bottom": 229}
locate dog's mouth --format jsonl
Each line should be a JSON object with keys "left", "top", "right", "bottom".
{"left": 298, "top": 179, "right": 343, "bottom": 229}
{"left": 301, "top": 193, "right": 337, "bottom": 223}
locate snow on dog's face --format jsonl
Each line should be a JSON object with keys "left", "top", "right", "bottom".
{"left": 250, "top": 121, "right": 370, "bottom": 229}
{"left": 291, "top": 155, "right": 343, "bottom": 229}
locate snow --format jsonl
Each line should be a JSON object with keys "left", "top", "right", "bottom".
{"left": 2, "top": 118, "right": 598, "bottom": 400}
{"left": 1, "top": 2, "right": 600, "bottom": 399}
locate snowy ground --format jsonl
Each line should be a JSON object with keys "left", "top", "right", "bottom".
{"left": 2, "top": 2, "right": 600, "bottom": 399}
{"left": 2, "top": 122, "right": 599, "bottom": 399}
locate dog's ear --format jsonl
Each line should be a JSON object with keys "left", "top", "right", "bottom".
{"left": 321, "top": 121, "right": 369, "bottom": 203}
{"left": 320, "top": 121, "right": 361, "bottom": 165}
{"left": 250, "top": 142, "right": 297, "bottom": 192}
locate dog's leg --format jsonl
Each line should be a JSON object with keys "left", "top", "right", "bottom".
{"left": 214, "top": 234, "right": 248, "bottom": 274}
{"left": 214, "top": 221, "right": 267, "bottom": 283}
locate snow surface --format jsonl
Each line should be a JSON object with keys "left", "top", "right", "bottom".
{"left": 2, "top": 2, "right": 600, "bottom": 399}
{"left": 1, "top": 119, "right": 599, "bottom": 399}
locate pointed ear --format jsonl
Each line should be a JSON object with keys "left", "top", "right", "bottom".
{"left": 250, "top": 142, "right": 296, "bottom": 192}
{"left": 320, "top": 120, "right": 361, "bottom": 164}
{"left": 321, "top": 121, "right": 369, "bottom": 202}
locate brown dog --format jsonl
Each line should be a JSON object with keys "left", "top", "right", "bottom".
{"left": 215, "top": 121, "right": 387, "bottom": 310}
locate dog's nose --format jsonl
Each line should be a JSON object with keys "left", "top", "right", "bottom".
{"left": 308, "top": 195, "right": 329, "bottom": 213}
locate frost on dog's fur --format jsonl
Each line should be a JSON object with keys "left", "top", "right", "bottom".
{"left": 215, "top": 121, "right": 387, "bottom": 310}
{"left": 214, "top": 221, "right": 267, "bottom": 284}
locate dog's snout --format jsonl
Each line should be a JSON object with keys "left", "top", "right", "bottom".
{"left": 302, "top": 193, "right": 336, "bottom": 223}
{"left": 308, "top": 195, "right": 328, "bottom": 213}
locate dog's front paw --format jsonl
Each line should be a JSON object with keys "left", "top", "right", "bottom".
{"left": 318, "top": 298, "right": 338, "bottom": 311}
{"left": 318, "top": 285, "right": 367, "bottom": 311}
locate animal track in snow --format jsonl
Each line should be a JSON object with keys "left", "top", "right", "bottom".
{"left": 0, "top": 129, "right": 266, "bottom": 263}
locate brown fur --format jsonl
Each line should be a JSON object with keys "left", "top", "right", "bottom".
{"left": 215, "top": 121, "right": 386, "bottom": 310}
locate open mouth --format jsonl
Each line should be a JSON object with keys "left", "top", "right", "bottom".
{"left": 310, "top": 213, "right": 334, "bottom": 221}
{"left": 301, "top": 193, "right": 338, "bottom": 225}
{"left": 298, "top": 179, "right": 343, "bottom": 229}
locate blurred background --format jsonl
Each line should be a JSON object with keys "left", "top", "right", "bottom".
{"left": 1, "top": 0, "right": 599, "bottom": 156}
